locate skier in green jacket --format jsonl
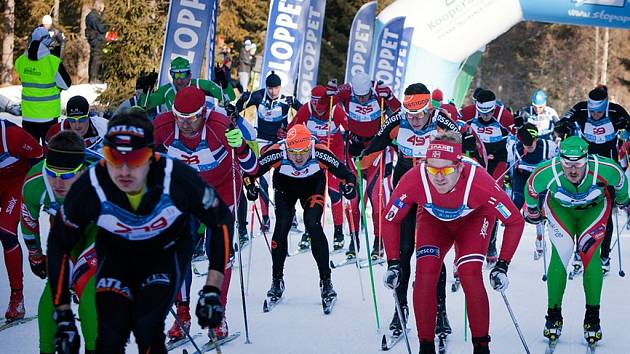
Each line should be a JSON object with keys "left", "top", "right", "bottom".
{"left": 524, "top": 136, "right": 629, "bottom": 348}
{"left": 20, "top": 131, "right": 98, "bottom": 354}
{"left": 139, "top": 56, "right": 235, "bottom": 113}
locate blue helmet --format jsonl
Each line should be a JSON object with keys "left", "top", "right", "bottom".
{"left": 532, "top": 90, "right": 547, "bottom": 107}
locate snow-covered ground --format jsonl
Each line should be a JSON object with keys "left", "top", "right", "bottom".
{"left": 1, "top": 203, "right": 630, "bottom": 353}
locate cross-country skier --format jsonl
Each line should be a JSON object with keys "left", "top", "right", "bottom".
{"left": 329, "top": 72, "right": 401, "bottom": 260}
{"left": 153, "top": 86, "right": 258, "bottom": 340}
{"left": 288, "top": 85, "right": 349, "bottom": 251}
{"left": 45, "top": 95, "right": 107, "bottom": 160}
{"left": 235, "top": 71, "right": 302, "bottom": 233}
{"left": 139, "top": 56, "right": 235, "bottom": 113}
{"left": 47, "top": 111, "right": 232, "bottom": 353}
{"left": 554, "top": 85, "right": 630, "bottom": 274}
{"left": 382, "top": 131, "right": 524, "bottom": 354}
{"left": 0, "top": 118, "right": 42, "bottom": 322}
{"left": 525, "top": 136, "right": 628, "bottom": 349}
{"left": 243, "top": 124, "right": 356, "bottom": 313}
{"left": 21, "top": 131, "right": 97, "bottom": 353}
{"left": 517, "top": 90, "right": 559, "bottom": 140}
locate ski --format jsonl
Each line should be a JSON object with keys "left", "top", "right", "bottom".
{"left": 197, "top": 331, "right": 241, "bottom": 353}
{"left": 192, "top": 264, "right": 208, "bottom": 277}
{"left": 0, "top": 316, "right": 37, "bottom": 332}
{"left": 585, "top": 342, "right": 596, "bottom": 354}
{"left": 322, "top": 295, "right": 337, "bottom": 315}
{"left": 545, "top": 339, "right": 558, "bottom": 354}
{"left": 166, "top": 333, "right": 202, "bottom": 351}
{"left": 437, "top": 333, "right": 448, "bottom": 354}
{"left": 288, "top": 247, "right": 310, "bottom": 257}
{"left": 329, "top": 257, "right": 360, "bottom": 269}
{"left": 569, "top": 265, "right": 583, "bottom": 280}
{"left": 380, "top": 328, "right": 410, "bottom": 351}
{"left": 263, "top": 296, "right": 282, "bottom": 313}
{"left": 329, "top": 248, "right": 345, "bottom": 255}
{"left": 359, "top": 258, "right": 386, "bottom": 268}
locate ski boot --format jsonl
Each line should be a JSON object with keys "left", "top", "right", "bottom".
{"left": 345, "top": 235, "right": 359, "bottom": 260}
{"left": 267, "top": 277, "right": 285, "bottom": 299}
{"left": 320, "top": 275, "right": 337, "bottom": 314}
{"left": 486, "top": 240, "right": 497, "bottom": 267}
{"left": 534, "top": 235, "right": 544, "bottom": 260}
{"left": 472, "top": 336, "right": 491, "bottom": 354}
{"left": 4, "top": 289, "right": 25, "bottom": 322}
{"left": 435, "top": 303, "right": 452, "bottom": 335}
{"left": 298, "top": 232, "right": 311, "bottom": 251}
{"left": 601, "top": 257, "right": 610, "bottom": 275}
{"left": 419, "top": 340, "right": 436, "bottom": 354}
{"left": 389, "top": 304, "right": 408, "bottom": 336}
{"left": 371, "top": 237, "right": 384, "bottom": 260}
{"left": 543, "top": 307, "right": 563, "bottom": 341}
{"left": 291, "top": 215, "right": 300, "bottom": 233}
{"left": 238, "top": 227, "right": 249, "bottom": 249}
{"left": 167, "top": 303, "right": 191, "bottom": 341}
{"left": 583, "top": 305, "right": 602, "bottom": 344}
{"left": 261, "top": 215, "right": 271, "bottom": 233}
{"left": 210, "top": 317, "right": 229, "bottom": 340}
{"left": 333, "top": 225, "right": 344, "bottom": 251}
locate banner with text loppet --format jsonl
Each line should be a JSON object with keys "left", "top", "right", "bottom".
{"left": 296, "top": 0, "right": 327, "bottom": 103}
{"left": 204, "top": 0, "right": 219, "bottom": 80}
{"left": 158, "top": 0, "right": 217, "bottom": 86}
{"left": 520, "top": 0, "right": 630, "bottom": 29}
{"left": 344, "top": 1, "right": 377, "bottom": 85}
{"left": 260, "top": 0, "right": 310, "bottom": 96}
{"left": 371, "top": 17, "right": 405, "bottom": 90}
{"left": 394, "top": 27, "right": 413, "bottom": 98}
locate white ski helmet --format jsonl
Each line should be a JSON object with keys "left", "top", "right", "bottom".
{"left": 351, "top": 72, "right": 371, "bottom": 96}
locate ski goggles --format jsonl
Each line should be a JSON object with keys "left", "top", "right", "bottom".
{"left": 44, "top": 163, "right": 84, "bottom": 180}
{"left": 170, "top": 71, "right": 191, "bottom": 80}
{"left": 287, "top": 147, "right": 310, "bottom": 156}
{"left": 103, "top": 145, "right": 153, "bottom": 168}
{"left": 425, "top": 163, "right": 459, "bottom": 176}
{"left": 559, "top": 154, "right": 587, "bottom": 168}
{"left": 66, "top": 114, "right": 89, "bottom": 123}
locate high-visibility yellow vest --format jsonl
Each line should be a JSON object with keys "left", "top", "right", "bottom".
{"left": 15, "top": 53, "right": 62, "bottom": 122}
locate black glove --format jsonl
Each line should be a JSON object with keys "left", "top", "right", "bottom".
{"left": 514, "top": 114, "right": 524, "bottom": 129}
{"left": 243, "top": 177, "right": 259, "bottom": 201}
{"left": 462, "top": 133, "right": 477, "bottom": 154}
{"left": 489, "top": 259, "right": 509, "bottom": 292}
{"left": 145, "top": 70, "right": 158, "bottom": 92}
{"left": 54, "top": 309, "right": 80, "bottom": 354}
{"left": 225, "top": 103, "right": 238, "bottom": 123}
{"left": 28, "top": 249, "right": 47, "bottom": 279}
{"left": 348, "top": 137, "right": 365, "bottom": 157}
{"left": 339, "top": 183, "right": 356, "bottom": 200}
{"left": 135, "top": 71, "right": 146, "bottom": 90}
{"left": 524, "top": 208, "right": 544, "bottom": 224}
{"left": 553, "top": 121, "right": 573, "bottom": 140}
{"left": 196, "top": 285, "right": 224, "bottom": 328}
{"left": 284, "top": 96, "right": 294, "bottom": 108}
{"left": 214, "top": 68, "right": 229, "bottom": 89}
{"left": 384, "top": 260, "right": 401, "bottom": 289}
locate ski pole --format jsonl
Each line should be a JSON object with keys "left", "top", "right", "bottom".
{"left": 208, "top": 330, "right": 223, "bottom": 354}
{"left": 232, "top": 149, "right": 251, "bottom": 344}
{"left": 245, "top": 203, "right": 256, "bottom": 294}
{"left": 464, "top": 302, "right": 468, "bottom": 342}
{"left": 500, "top": 291, "right": 531, "bottom": 354}
{"left": 345, "top": 200, "right": 365, "bottom": 301}
{"left": 377, "top": 98, "right": 385, "bottom": 259}
{"left": 168, "top": 308, "right": 204, "bottom": 354}
{"left": 252, "top": 203, "right": 272, "bottom": 254}
{"left": 255, "top": 182, "right": 276, "bottom": 208}
{"left": 494, "top": 155, "right": 524, "bottom": 182}
{"left": 540, "top": 221, "right": 548, "bottom": 282}
{"left": 392, "top": 291, "right": 412, "bottom": 354}
{"left": 614, "top": 210, "right": 626, "bottom": 277}
{"left": 356, "top": 157, "right": 381, "bottom": 330}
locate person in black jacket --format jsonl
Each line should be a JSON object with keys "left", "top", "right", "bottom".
{"left": 85, "top": 0, "right": 107, "bottom": 83}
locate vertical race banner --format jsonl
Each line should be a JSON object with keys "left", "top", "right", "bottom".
{"left": 394, "top": 27, "right": 413, "bottom": 98}
{"left": 344, "top": 1, "right": 377, "bottom": 84}
{"left": 371, "top": 17, "right": 405, "bottom": 89}
{"left": 204, "top": 0, "right": 219, "bottom": 80}
{"left": 158, "top": 0, "right": 216, "bottom": 87}
{"left": 259, "top": 0, "right": 310, "bottom": 96}
{"left": 296, "top": 0, "right": 327, "bottom": 103}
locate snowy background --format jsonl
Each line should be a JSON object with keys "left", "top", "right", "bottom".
{"left": 1, "top": 85, "right": 630, "bottom": 353}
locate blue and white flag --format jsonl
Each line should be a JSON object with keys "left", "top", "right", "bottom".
{"left": 259, "top": 0, "right": 310, "bottom": 96}
{"left": 296, "top": 0, "right": 327, "bottom": 103}
{"left": 204, "top": 0, "right": 219, "bottom": 81}
{"left": 372, "top": 17, "right": 405, "bottom": 88}
{"left": 158, "top": 0, "right": 217, "bottom": 86}
{"left": 394, "top": 27, "right": 413, "bottom": 98}
{"left": 344, "top": 1, "right": 377, "bottom": 84}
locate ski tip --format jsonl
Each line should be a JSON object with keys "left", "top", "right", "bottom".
{"left": 381, "top": 334, "right": 389, "bottom": 351}
{"left": 263, "top": 299, "right": 269, "bottom": 312}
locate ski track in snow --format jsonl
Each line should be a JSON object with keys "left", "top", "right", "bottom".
{"left": 1, "top": 84, "right": 629, "bottom": 353}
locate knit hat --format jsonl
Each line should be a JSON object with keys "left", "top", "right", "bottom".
{"left": 173, "top": 86, "right": 205, "bottom": 118}
{"left": 266, "top": 71, "right": 281, "bottom": 87}
{"left": 66, "top": 96, "right": 89, "bottom": 117}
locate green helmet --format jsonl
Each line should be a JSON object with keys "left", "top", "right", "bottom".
{"left": 170, "top": 57, "right": 191, "bottom": 73}
{"left": 560, "top": 136, "right": 589, "bottom": 159}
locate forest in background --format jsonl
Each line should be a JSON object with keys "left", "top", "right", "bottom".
{"left": 1, "top": 0, "right": 629, "bottom": 113}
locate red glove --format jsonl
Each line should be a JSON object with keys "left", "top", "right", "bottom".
{"left": 326, "top": 79, "right": 338, "bottom": 96}
{"left": 376, "top": 85, "right": 393, "bottom": 100}
{"left": 277, "top": 126, "right": 287, "bottom": 139}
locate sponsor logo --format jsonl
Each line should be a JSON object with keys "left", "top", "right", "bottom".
{"left": 96, "top": 277, "right": 132, "bottom": 299}
{"left": 315, "top": 150, "right": 340, "bottom": 168}
{"left": 114, "top": 217, "right": 168, "bottom": 235}
{"left": 480, "top": 217, "right": 489, "bottom": 239}
{"left": 385, "top": 205, "right": 399, "bottom": 221}
{"left": 495, "top": 202, "right": 511, "bottom": 219}
{"left": 260, "top": 152, "right": 282, "bottom": 166}
{"left": 108, "top": 125, "right": 145, "bottom": 137}
{"left": 20, "top": 204, "right": 38, "bottom": 230}
{"left": 588, "top": 225, "right": 606, "bottom": 240}
{"left": 393, "top": 198, "right": 406, "bottom": 209}
{"left": 5, "top": 197, "right": 17, "bottom": 215}
{"left": 416, "top": 245, "right": 440, "bottom": 259}
{"left": 141, "top": 273, "right": 170, "bottom": 288}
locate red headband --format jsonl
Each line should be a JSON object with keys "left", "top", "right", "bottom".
{"left": 426, "top": 141, "right": 462, "bottom": 162}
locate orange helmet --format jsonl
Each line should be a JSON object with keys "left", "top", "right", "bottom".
{"left": 403, "top": 93, "right": 431, "bottom": 113}
{"left": 286, "top": 124, "right": 312, "bottom": 150}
